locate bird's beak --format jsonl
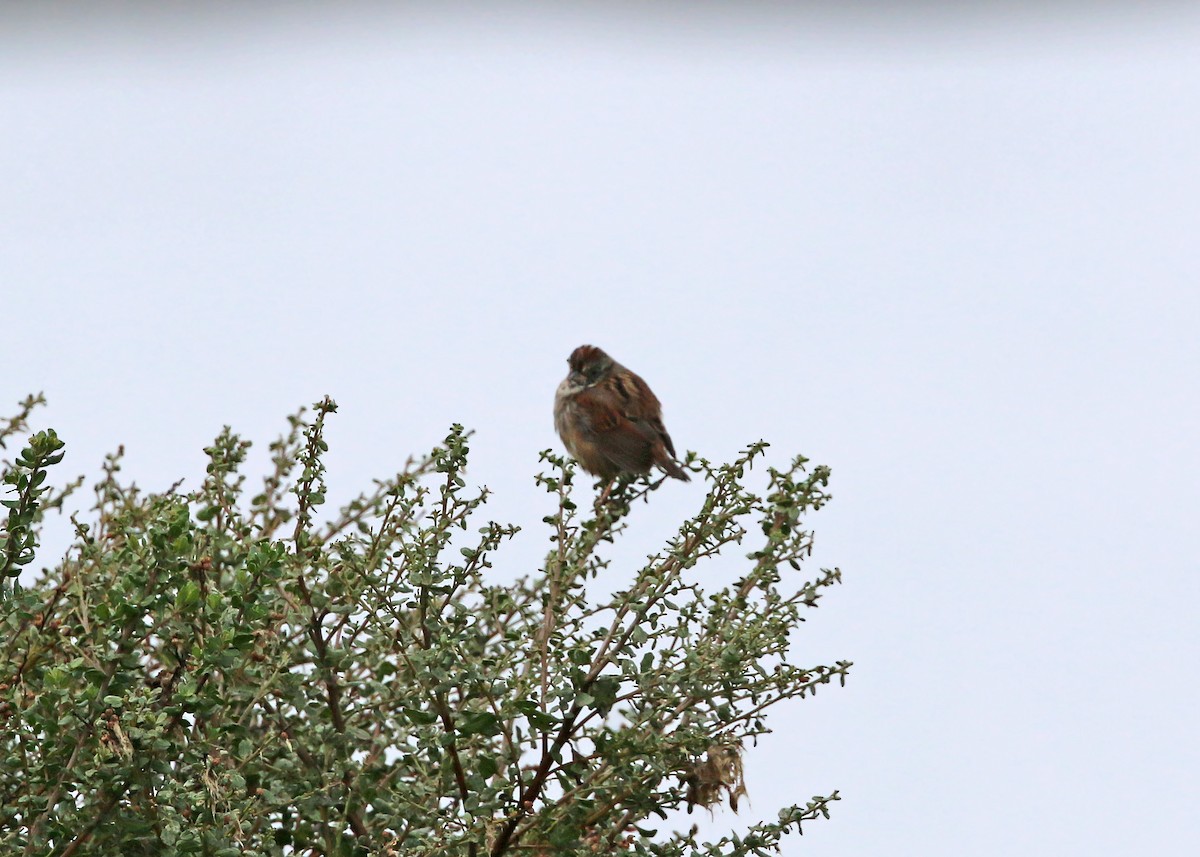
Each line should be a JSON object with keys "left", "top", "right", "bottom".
{"left": 568, "top": 371, "right": 587, "bottom": 388}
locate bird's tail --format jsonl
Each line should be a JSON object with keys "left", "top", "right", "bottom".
{"left": 660, "top": 457, "right": 691, "bottom": 482}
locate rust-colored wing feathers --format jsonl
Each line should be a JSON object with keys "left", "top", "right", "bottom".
{"left": 574, "top": 370, "right": 689, "bottom": 482}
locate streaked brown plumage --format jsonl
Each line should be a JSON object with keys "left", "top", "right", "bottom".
{"left": 554, "top": 345, "right": 689, "bottom": 485}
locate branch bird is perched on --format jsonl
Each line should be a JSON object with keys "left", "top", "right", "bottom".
{"left": 554, "top": 345, "right": 690, "bottom": 497}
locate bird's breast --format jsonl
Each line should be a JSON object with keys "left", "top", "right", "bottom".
{"left": 554, "top": 386, "right": 583, "bottom": 455}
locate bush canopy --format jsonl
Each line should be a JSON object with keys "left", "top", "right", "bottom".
{"left": 0, "top": 395, "right": 848, "bottom": 856}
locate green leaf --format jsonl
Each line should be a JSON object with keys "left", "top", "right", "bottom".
{"left": 459, "top": 711, "right": 500, "bottom": 737}
{"left": 590, "top": 677, "right": 620, "bottom": 713}
{"left": 517, "top": 699, "right": 559, "bottom": 730}
{"left": 176, "top": 581, "right": 200, "bottom": 610}
{"left": 403, "top": 707, "right": 439, "bottom": 726}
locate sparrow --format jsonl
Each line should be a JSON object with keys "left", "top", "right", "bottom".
{"left": 554, "top": 345, "right": 690, "bottom": 490}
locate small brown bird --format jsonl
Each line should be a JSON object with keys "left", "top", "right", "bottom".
{"left": 554, "top": 345, "right": 690, "bottom": 491}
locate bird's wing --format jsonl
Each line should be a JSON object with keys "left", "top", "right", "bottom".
{"left": 614, "top": 371, "right": 677, "bottom": 458}
{"left": 575, "top": 382, "right": 659, "bottom": 474}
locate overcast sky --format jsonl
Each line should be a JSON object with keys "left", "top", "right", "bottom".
{"left": 2, "top": 3, "right": 1198, "bottom": 855}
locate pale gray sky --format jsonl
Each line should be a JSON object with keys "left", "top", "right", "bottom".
{"left": 3, "top": 3, "right": 1198, "bottom": 855}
